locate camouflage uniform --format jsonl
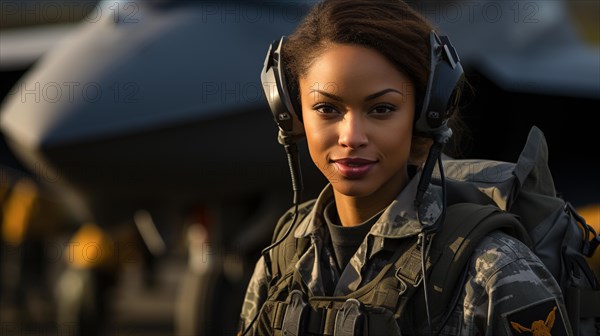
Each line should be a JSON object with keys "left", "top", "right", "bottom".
{"left": 238, "top": 171, "right": 572, "bottom": 335}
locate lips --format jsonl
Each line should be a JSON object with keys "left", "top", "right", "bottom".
{"left": 332, "top": 157, "right": 377, "bottom": 179}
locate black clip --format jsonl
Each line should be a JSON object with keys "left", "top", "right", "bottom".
{"left": 334, "top": 298, "right": 365, "bottom": 336}
{"left": 282, "top": 290, "right": 308, "bottom": 336}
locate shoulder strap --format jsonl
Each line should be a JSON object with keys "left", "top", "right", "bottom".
{"left": 414, "top": 202, "right": 530, "bottom": 331}
{"left": 270, "top": 200, "right": 315, "bottom": 281}
{"left": 443, "top": 179, "right": 497, "bottom": 206}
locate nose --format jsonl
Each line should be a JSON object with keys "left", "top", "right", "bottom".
{"left": 338, "top": 113, "right": 368, "bottom": 149}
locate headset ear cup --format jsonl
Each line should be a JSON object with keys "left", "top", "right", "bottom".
{"left": 414, "top": 31, "right": 464, "bottom": 138}
{"left": 261, "top": 36, "right": 305, "bottom": 139}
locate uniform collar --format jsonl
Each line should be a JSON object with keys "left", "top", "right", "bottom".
{"left": 294, "top": 170, "right": 443, "bottom": 240}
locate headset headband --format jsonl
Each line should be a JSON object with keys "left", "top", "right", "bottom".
{"left": 261, "top": 31, "right": 464, "bottom": 142}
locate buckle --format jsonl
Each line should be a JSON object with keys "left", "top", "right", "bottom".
{"left": 395, "top": 244, "right": 424, "bottom": 288}
{"left": 334, "top": 298, "right": 365, "bottom": 336}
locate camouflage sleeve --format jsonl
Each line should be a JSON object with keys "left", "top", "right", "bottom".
{"left": 453, "top": 231, "right": 573, "bottom": 335}
{"left": 238, "top": 255, "right": 270, "bottom": 335}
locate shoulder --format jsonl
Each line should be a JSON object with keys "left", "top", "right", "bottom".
{"left": 239, "top": 256, "right": 269, "bottom": 331}
{"left": 469, "top": 231, "right": 542, "bottom": 280}
{"left": 458, "top": 232, "right": 571, "bottom": 335}
{"left": 468, "top": 231, "right": 560, "bottom": 290}
{"left": 272, "top": 199, "right": 317, "bottom": 241}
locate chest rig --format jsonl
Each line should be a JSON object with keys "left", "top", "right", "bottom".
{"left": 253, "top": 196, "right": 532, "bottom": 336}
{"left": 255, "top": 203, "right": 429, "bottom": 336}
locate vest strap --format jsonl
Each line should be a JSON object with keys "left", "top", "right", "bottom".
{"left": 394, "top": 242, "right": 424, "bottom": 287}
{"left": 273, "top": 301, "right": 286, "bottom": 330}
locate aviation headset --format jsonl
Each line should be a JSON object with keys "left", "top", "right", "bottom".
{"left": 261, "top": 31, "right": 464, "bottom": 145}
{"left": 260, "top": 30, "right": 464, "bottom": 212}
{"left": 245, "top": 31, "right": 464, "bottom": 336}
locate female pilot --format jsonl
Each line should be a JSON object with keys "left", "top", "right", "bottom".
{"left": 238, "top": 0, "right": 571, "bottom": 335}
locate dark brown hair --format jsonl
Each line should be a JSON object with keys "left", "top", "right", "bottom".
{"left": 282, "top": 0, "right": 466, "bottom": 162}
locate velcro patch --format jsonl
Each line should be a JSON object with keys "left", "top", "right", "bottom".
{"left": 503, "top": 298, "right": 569, "bottom": 335}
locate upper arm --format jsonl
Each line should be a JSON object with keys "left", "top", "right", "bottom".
{"left": 459, "top": 232, "right": 573, "bottom": 335}
{"left": 238, "top": 256, "right": 270, "bottom": 334}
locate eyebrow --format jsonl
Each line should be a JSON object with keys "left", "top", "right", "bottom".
{"left": 365, "top": 88, "right": 404, "bottom": 101}
{"left": 308, "top": 88, "right": 404, "bottom": 102}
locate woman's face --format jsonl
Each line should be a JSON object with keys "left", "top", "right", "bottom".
{"left": 299, "top": 43, "right": 416, "bottom": 198}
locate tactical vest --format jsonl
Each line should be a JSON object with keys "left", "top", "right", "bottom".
{"left": 257, "top": 233, "right": 420, "bottom": 335}
{"left": 255, "top": 200, "right": 530, "bottom": 336}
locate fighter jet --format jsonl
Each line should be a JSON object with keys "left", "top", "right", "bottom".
{"left": 1, "top": 1, "right": 324, "bottom": 335}
{"left": 0, "top": 0, "right": 597, "bottom": 335}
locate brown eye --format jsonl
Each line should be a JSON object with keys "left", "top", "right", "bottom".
{"left": 314, "top": 103, "right": 339, "bottom": 115}
{"left": 370, "top": 104, "right": 396, "bottom": 115}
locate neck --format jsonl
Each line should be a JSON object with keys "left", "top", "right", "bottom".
{"left": 333, "top": 170, "right": 410, "bottom": 227}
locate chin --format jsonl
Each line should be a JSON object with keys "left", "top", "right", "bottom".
{"left": 330, "top": 179, "right": 377, "bottom": 198}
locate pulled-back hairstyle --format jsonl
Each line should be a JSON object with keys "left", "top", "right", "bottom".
{"left": 282, "top": 0, "right": 466, "bottom": 162}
